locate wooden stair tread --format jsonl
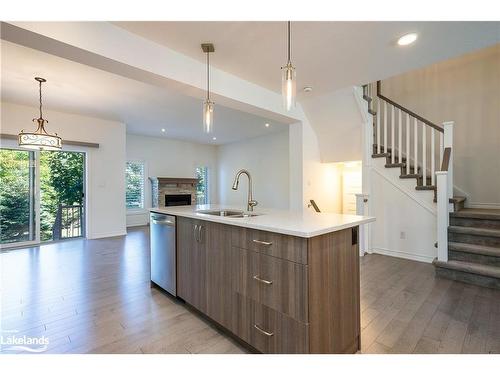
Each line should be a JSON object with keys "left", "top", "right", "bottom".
{"left": 415, "top": 185, "right": 436, "bottom": 191}
{"left": 385, "top": 163, "right": 405, "bottom": 168}
{"left": 372, "top": 153, "right": 390, "bottom": 158}
{"left": 433, "top": 259, "right": 500, "bottom": 279}
{"left": 449, "top": 242, "right": 500, "bottom": 257}
{"left": 450, "top": 208, "right": 500, "bottom": 220}
{"left": 449, "top": 226, "right": 500, "bottom": 238}
{"left": 400, "top": 174, "right": 420, "bottom": 179}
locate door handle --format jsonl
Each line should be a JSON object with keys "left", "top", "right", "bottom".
{"left": 252, "top": 239, "right": 273, "bottom": 246}
{"left": 194, "top": 224, "right": 199, "bottom": 242}
{"left": 198, "top": 225, "right": 203, "bottom": 243}
{"left": 254, "top": 324, "right": 274, "bottom": 337}
{"left": 151, "top": 219, "right": 175, "bottom": 226}
{"left": 253, "top": 275, "right": 273, "bottom": 285}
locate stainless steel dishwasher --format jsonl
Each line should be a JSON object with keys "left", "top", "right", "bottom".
{"left": 150, "top": 212, "right": 176, "bottom": 296}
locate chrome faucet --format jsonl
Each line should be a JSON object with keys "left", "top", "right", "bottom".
{"left": 231, "top": 169, "right": 258, "bottom": 212}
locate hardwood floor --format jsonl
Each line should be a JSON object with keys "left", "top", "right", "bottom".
{"left": 1, "top": 226, "right": 499, "bottom": 354}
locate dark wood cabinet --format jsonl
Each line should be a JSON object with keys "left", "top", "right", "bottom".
{"left": 177, "top": 217, "right": 207, "bottom": 313}
{"left": 176, "top": 216, "right": 360, "bottom": 354}
{"left": 205, "top": 221, "right": 233, "bottom": 328}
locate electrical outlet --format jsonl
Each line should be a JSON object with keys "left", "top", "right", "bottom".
{"left": 400, "top": 231, "right": 406, "bottom": 240}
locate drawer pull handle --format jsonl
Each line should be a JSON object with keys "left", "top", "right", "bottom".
{"left": 254, "top": 324, "right": 274, "bottom": 337}
{"left": 253, "top": 275, "right": 273, "bottom": 285}
{"left": 252, "top": 239, "right": 273, "bottom": 246}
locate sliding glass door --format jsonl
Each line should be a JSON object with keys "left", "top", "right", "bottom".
{"left": 0, "top": 147, "right": 86, "bottom": 248}
{"left": 0, "top": 149, "right": 36, "bottom": 246}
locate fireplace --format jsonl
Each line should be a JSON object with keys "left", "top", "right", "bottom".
{"left": 149, "top": 177, "right": 198, "bottom": 208}
{"left": 165, "top": 194, "right": 192, "bottom": 207}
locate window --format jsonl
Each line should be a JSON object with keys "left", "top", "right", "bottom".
{"left": 195, "top": 166, "right": 209, "bottom": 205}
{"left": 126, "top": 161, "right": 145, "bottom": 209}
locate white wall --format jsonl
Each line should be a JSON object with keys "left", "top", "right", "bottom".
{"left": 301, "top": 87, "right": 364, "bottom": 163}
{"left": 217, "top": 130, "right": 290, "bottom": 210}
{"left": 383, "top": 44, "right": 500, "bottom": 208}
{"left": 370, "top": 171, "right": 437, "bottom": 263}
{"left": 126, "top": 134, "right": 218, "bottom": 226}
{"left": 1, "top": 102, "right": 126, "bottom": 239}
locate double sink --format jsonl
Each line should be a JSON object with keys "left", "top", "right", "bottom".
{"left": 196, "top": 209, "right": 261, "bottom": 218}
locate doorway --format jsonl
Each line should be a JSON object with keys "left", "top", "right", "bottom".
{"left": 0, "top": 148, "right": 86, "bottom": 248}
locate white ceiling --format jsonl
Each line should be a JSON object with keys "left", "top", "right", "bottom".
{"left": 0, "top": 40, "right": 289, "bottom": 145}
{"left": 115, "top": 21, "right": 500, "bottom": 98}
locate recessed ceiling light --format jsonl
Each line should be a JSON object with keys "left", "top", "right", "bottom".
{"left": 397, "top": 33, "right": 418, "bottom": 46}
{"left": 212, "top": 137, "right": 217, "bottom": 140}
{"left": 265, "top": 123, "right": 270, "bottom": 128}
{"left": 303, "top": 86, "right": 313, "bottom": 93}
{"left": 161, "top": 128, "right": 166, "bottom": 132}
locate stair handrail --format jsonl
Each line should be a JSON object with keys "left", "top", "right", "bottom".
{"left": 376, "top": 81, "right": 443, "bottom": 133}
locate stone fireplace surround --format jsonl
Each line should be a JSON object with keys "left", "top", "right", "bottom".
{"left": 149, "top": 177, "right": 198, "bottom": 207}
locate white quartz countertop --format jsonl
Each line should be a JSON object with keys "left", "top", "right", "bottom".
{"left": 150, "top": 204, "right": 375, "bottom": 238}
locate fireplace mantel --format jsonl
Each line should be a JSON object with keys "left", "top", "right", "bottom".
{"left": 149, "top": 177, "right": 199, "bottom": 186}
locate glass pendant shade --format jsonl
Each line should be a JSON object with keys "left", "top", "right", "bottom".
{"left": 203, "top": 99, "right": 214, "bottom": 134}
{"left": 18, "top": 77, "right": 62, "bottom": 150}
{"left": 281, "top": 62, "right": 296, "bottom": 111}
{"left": 19, "top": 118, "right": 62, "bottom": 150}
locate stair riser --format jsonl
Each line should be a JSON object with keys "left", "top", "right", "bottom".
{"left": 449, "top": 250, "right": 500, "bottom": 267}
{"left": 436, "top": 267, "right": 500, "bottom": 289}
{"left": 454, "top": 201, "right": 465, "bottom": 212}
{"left": 450, "top": 217, "right": 500, "bottom": 229}
{"left": 449, "top": 232, "right": 500, "bottom": 247}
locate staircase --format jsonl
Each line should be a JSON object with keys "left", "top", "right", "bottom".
{"left": 361, "top": 81, "right": 500, "bottom": 290}
{"left": 433, "top": 209, "right": 500, "bottom": 288}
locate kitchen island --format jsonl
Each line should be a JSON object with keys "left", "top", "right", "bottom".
{"left": 150, "top": 205, "right": 375, "bottom": 354}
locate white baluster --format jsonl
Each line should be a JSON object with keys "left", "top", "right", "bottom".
{"left": 422, "top": 125, "right": 427, "bottom": 186}
{"left": 406, "top": 113, "right": 410, "bottom": 175}
{"left": 414, "top": 118, "right": 418, "bottom": 175}
{"left": 377, "top": 99, "right": 381, "bottom": 154}
{"left": 398, "top": 109, "right": 402, "bottom": 164}
{"left": 384, "top": 101, "right": 387, "bottom": 154}
{"left": 431, "top": 129, "right": 435, "bottom": 186}
{"left": 391, "top": 105, "right": 395, "bottom": 164}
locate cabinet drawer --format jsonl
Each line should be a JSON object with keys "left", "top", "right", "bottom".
{"left": 232, "top": 247, "right": 308, "bottom": 323}
{"left": 233, "top": 293, "right": 308, "bottom": 354}
{"left": 231, "top": 227, "right": 308, "bottom": 264}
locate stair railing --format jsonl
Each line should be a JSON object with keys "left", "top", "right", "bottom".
{"left": 362, "top": 81, "right": 455, "bottom": 261}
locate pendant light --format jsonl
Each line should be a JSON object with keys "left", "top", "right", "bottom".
{"left": 202, "top": 43, "right": 215, "bottom": 134}
{"left": 18, "top": 77, "right": 62, "bottom": 150}
{"left": 281, "top": 21, "right": 296, "bottom": 111}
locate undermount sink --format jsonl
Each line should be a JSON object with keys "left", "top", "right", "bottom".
{"left": 196, "top": 209, "right": 261, "bottom": 218}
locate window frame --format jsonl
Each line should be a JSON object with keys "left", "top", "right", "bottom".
{"left": 125, "top": 160, "right": 146, "bottom": 212}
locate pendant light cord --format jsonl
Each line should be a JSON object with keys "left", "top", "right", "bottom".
{"left": 39, "top": 80, "right": 43, "bottom": 119}
{"left": 287, "top": 21, "right": 291, "bottom": 63}
{"left": 207, "top": 51, "right": 210, "bottom": 101}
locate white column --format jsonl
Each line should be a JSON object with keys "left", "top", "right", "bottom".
{"left": 436, "top": 171, "right": 449, "bottom": 262}
{"left": 443, "top": 121, "right": 454, "bottom": 212}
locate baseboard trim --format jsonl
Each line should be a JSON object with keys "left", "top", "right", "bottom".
{"left": 467, "top": 202, "right": 500, "bottom": 209}
{"left": 372, "top": 246, "right": 435, "bottom": 264}
{"left": 89, "top": 230, "right": 127, "bottom": 239}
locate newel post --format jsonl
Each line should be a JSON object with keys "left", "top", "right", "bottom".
{"left": 436, "top": 171, "right": 449, "bottom": 262}
{"left": 443, "top": 121, "right": 454, "bottom": 212}
{"left": 356, "top": 194, "right": 370, "bottom": 257}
